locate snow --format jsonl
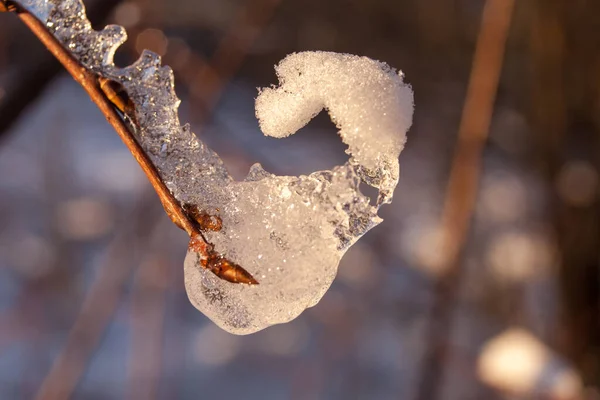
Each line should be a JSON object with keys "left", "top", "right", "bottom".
{"left": 185, "top": 53, "right": 413, "bottom": 334}
{"left": 256, "top": 52, "right": 413, "bottom": 204}
{"left": 23, "top": 0, "right": 414, "bottom": 334}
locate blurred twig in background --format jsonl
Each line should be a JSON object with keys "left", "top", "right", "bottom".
{"left": 34, "top": 193, "right": 163, "bottom": 400}
{"left": 127, "top": 222, "right": 171, "bottom": 400}
{"left": 182, "top": 0, "right": 282, "bottom": 122}
{"left": 530, "top": 0, "right": 600, "bottom": 386}
{"left": 416, "top": 0, "right": 516, "bottom": 399}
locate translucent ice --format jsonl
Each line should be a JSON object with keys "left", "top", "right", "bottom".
{"left": 186, "top": 53, "right": 413, "bottom": 334}
{"left": 17, "top": 0, "right": 414, "bottom": 334}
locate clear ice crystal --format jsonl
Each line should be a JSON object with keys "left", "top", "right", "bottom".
{"left": 16, "top": 0, "right": 414, "bottom": 334}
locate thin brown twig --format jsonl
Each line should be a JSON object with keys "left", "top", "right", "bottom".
{"left": 15, "top": 10, "right": 198, "bottom": 238}
{"left": 415, "top": 0, "right": 516, "bottom": 399}
{"left": 10, "top": 6, "right": 257, "bottom": 284}
{"left": 0, "top": 0, "right": 123, "bottom": 142}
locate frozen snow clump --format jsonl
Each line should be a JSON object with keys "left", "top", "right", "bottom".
{"left": 256, "top": 52, "right": 413, "bottom": 204}
{"left": 185, "top": 52, "right": 413, "bottom": 334}
{"left": 14, "top": 0, "right": 413, "bottom": 334}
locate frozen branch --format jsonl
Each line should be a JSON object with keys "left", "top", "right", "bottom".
{"left": 3, "top": 0, "right": 413, "bottom": 334}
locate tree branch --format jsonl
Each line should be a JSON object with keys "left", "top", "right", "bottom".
{"left": 16, "top": 10, "right": 198, "bottom": 237}
{"left": 3, "top": 3, "right": 258, "bottom": 284}
{"left": 0, "top": 0, "right": 122, "bottom": 143}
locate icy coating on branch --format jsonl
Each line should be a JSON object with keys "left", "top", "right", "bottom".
{"left": 16, "top": 0, "right": 413, "bottom": 334}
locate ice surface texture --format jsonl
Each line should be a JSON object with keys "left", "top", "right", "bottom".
{"left": 256, "top": 52, "right": 413, "bottom": 205}
{"left": 17, "top": 0, "right": 413, "bottom": 334}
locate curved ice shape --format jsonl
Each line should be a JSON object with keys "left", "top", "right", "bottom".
{"left": 16, "top": 0, "right": 414, "bottom": 334}
{"left": 256, "top": 52, "right": 413, "bottom": 205}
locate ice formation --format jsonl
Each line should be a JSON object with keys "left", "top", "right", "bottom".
{"left": 15, "top": 0, "right": 414, "bottom": 334}
{"left": 256, "top": 52, "right": 413, "bottom": 204}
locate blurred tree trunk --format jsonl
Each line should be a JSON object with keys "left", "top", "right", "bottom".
{"left": 529, "top": 0, "right": 600, "bottom": 386}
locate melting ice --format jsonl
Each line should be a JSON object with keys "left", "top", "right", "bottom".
{"left": 16, "top": 0, "right": 414, "bottom": 334}
{"left": 185, "top": 52, "right": 413, "bottom": 334}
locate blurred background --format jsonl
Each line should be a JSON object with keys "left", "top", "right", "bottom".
{"left": 0, "top": 0, "right": 599, "bottom": 399}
